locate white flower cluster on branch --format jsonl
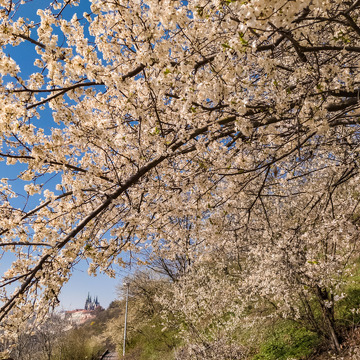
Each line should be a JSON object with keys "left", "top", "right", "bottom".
{"left": 0, "top": 0, "right": 359, "bottom": 351}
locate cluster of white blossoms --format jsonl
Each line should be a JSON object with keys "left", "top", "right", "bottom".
{"left": 0, "top": 0, "right": 360, "bottom": 353}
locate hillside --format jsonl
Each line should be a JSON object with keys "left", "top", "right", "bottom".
{"left": 4, "top": 272, "right": 360, "bottom": 360}
{"left": 78, "top": 271, "right": 360, "bottom": 360}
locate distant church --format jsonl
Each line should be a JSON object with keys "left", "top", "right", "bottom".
{"left": 84, "top": 293, "right": 100, "bottom": 311}
{"left": 64, "top": 293, "right": 102, "bottom": 326}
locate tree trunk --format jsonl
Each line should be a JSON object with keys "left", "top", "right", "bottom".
{"left": 316, "top": 286, "right": 341, "bottom": 353}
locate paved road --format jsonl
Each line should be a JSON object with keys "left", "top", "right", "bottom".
{"left": 100, "top": 351, "right": 119, "bottom": 360}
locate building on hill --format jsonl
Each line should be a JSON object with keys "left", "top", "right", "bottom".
{"left": 64, "top": 309, "right": 96, "bottom": 326}
{"left": 64, "top": 294, "right": 103, "bottom": 325}
{"left": 84, "top": 293, "right": 100, "bottom": 311}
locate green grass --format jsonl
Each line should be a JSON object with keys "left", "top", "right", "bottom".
{"left": 125, "top": 316, "right": 179, "bottom": 360}
{"left": 252, "top": 322, "right": 321, "bottom": 360}
{"left": 336, "top": 260, "right": 360, "bottom": 328}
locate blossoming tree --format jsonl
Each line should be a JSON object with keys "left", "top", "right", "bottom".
{"left": 0, "top": 0, "right": 360, "bottom": 350}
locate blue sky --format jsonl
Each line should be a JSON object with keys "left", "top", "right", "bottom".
{"left": 0, "top": 0, "right": 133, "bottom": 311}
{"left": 58, "top": 261, "right": 128, "bottom": 310}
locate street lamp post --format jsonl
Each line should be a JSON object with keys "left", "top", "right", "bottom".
{"left": 123, "top": 282, "right": 130, "bottom": 358}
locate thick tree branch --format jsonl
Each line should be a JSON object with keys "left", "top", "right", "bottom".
{"left": 15, "top": 34, "right": 46, "bottom": 49}
{"left": 326, "top": 98, "right": 358, "bottom": 111}
{"left": 301, "top": 45, "right": 360, "bottom": 52}
{"left": 194, "top": 56, "right": 216, "bottom": 73}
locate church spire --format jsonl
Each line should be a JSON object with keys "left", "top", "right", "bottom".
{"left": 84, "top": 293, "right": 100, "bottom": 310}
{"left": 85, "top": 292, "right": 92, "bottom": 310}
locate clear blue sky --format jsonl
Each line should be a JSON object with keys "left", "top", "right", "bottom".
{"left": 0, "top": 0, "right": 133, "bottom": 311}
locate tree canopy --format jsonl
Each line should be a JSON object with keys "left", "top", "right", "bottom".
{"left": 0, "top": 0, "right": 360, "bottom": 351}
